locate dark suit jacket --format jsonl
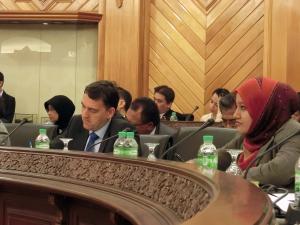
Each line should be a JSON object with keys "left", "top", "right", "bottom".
{"left": 162, "top": 109, "right": 185, "bottom": 121}
{"left": 0, "top": 91, "right": 15, "bottom": 123}
{"left": 50, "top": 115, "right": 139, "bottom": 154}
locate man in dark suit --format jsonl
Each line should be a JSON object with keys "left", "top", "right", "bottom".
{"left": 50, "top": 80, "right": 136, "bottom": 153}
{"left": 0, "top": 72, "right": 15, "bottom": 123}
{"left": 126, "top": 97, "right": 177, "bottom": 136}
{"left": 126, "top": 97, "right": 177, "bottom": 159}
{"left": 153, "top": 85, "right": 185, "bottom": 121}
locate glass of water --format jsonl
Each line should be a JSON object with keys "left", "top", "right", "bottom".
{"left": 59, "top": 138, "right": 73, "bottom": 151}
{"left": 145, "top": 143, "right": 159, "bottom": 161}
{"left": 226, "top": 149, "right": 243, "bottom": 175}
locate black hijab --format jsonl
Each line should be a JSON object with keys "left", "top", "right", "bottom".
{"left": 44, "top": 95, "right": 75, "bottom": 133}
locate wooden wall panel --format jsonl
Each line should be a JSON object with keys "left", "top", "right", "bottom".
{"left": 149, "top": 0, "right": 264, "bottom": 120}
{"left": 264, "top": 0, "right": 300, "bottom": 91}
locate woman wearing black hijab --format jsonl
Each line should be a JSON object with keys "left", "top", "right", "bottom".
{"left": 44, "top": 95, "right": 75, "bottom": 135}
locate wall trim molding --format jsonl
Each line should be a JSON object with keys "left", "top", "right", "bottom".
{"left": 0, "top": 11, "right": 101, "bottom": 23}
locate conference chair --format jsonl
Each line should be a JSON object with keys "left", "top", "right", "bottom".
{"left": 3, "top": 123, "right": 57, "bottom": 147}
{"left": 173, "top": 127, "right": 237, "bottom": 161}
{"left": 139, "top": 134, "right": 172, "bottom": 158}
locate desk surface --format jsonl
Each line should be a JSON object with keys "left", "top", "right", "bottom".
{"left": 0, "top": 147, "right": 273, "bottom": 225}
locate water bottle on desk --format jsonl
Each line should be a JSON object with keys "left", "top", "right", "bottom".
{"left": 170, "top": 112, "right": 178, "bottom": 121}
{"left": 35, "top": 128, "right": 50, "bottom": 149}
{"left": 197, "top": 135, "right": 217, "bottom": 169}
{"left": 123, "top": 132, "right": 138, "bottom": 157}
{"left": 113, "top": 131, "right": 127, "bottom": 156}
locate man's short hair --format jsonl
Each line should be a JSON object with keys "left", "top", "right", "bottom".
{"left": 212, "top": 88, "right": 230, "bottom": 98}
{"left": 130, "top": 97, "right": 160, "bottom": 126}
{"left": 219, "top": 93, "right": 236, "bottom": 113}
{"left": 154, "top": 85, "right": 175, "bottom": 103}
{"left": 84, "top": 80, "right": 119, "bottom": 109}
{"left": 0, "top": 72, "right": 4, "bottom": 82}
{"left": 117, "top": 87, "right": 132, "bottom": 111}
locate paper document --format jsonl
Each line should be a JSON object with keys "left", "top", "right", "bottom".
{"left": 268, "top": 193, "right": 295, "bottom": 213}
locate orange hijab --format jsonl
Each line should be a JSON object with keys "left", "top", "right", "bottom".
{"left": 236, "top": 77, "right": 299, "bottom": 170}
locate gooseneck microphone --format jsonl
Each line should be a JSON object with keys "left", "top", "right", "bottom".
{"left": 85, "top": 127, "right": 132, "bottom": 151}
{"left": 159, "top": 118, "right": 215, "bottom": 160}
{"left": 243, "top": 129, "right": 300, "bottom": 179}
{"left": 0, "top": 118, "right": 28, "bottom": 146}
{"left": 185, "top": 106, "right": 199, "bottom": 121}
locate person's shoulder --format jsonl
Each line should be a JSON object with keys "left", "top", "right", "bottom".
{"left": 275, "top": 119, "right": 300, "bottom": 138}
{"left": 3, "top": 91, "right": 15, "bottom": 100}
{"left": 110, "top": 117, "right": 134, "bottom": 130}
{"left": 159, "top": 122, "right": 177, "bottom": 136}
{"left": 200, "top": 113, "right": 212, "bottom": 122}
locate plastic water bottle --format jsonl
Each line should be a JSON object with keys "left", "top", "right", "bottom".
{"left": 35, "top": 128, "right": 50, "bottom": 149}
{"left": 295, "top": 157, "right": 300, "bottom": 206}
{"left": 170, "top": 112, "right": 178, "bottom": 121}
{"left": 123, "top": 132, "right": 138, "bottom": 157}
{"left": 197, "top": 135, "right": 218, "bottom": 169}
{"left": 113, "top": 131, "right": 127, "bottom": 156}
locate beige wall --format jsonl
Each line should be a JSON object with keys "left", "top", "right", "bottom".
{"left": 0, "top": 24, "right": 98, "bottom": 122}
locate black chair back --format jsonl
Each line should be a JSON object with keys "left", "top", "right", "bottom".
{"left": 174, "top": 127, "right": 237, "bottom": 161}
{"left": 139, "top": 134, "right": 171, "bottom": 158}
{"left": 4, "top": 123, "right": 57, "bottom": 147}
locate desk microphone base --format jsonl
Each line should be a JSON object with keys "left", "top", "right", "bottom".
{"left": 286, "top": 203, "right": 300, "bottom": 224}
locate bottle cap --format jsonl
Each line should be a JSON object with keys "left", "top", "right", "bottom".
{"left": 39, "top": 128, "right": 47, "bottom": 134}
{"left": 203, "top": 135, "right": 213, "bottom": 143}
{"left": 127, "top": 132, "right": 135, "bottom": 138}
{"left": 118, "top": 131, "right": 126, "bottom": 137}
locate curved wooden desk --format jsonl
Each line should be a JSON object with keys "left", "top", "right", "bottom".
{"left": 0, "top": 147, "right": 273, "bottom": 225}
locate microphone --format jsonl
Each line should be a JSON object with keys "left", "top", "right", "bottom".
{"left": 185, "top": 106, "right": 199, "bottom": 121}
{"left": 159, "top": 118, "right": 215, "bottom": 159}
{"left": 217, "top": 150, "right": 232, "bottom": 171}
{"left": 0, "top": 118, "right": 28, "bottom": 146}
{"left": 85, "top": 127, "right": 132, "bottom": 151}
{"left": 243, "top": 129, "right": 300, "bottom": 179}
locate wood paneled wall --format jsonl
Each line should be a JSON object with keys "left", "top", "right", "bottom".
{"left": 264, "top": 0, "right": 300, "bottom": 91}
{"left": 149, "top": 0, "right": 264, "bottom": 119}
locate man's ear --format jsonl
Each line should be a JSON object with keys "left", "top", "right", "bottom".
{"left": 118, "top": 99, "right": 126, "bottom": 109}
{"left": 107, "top": 107, "right": 116, "bottom": 119}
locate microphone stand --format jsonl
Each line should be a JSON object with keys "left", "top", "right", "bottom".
{"left": 185, "top": 106, "right": 199, "bottom": 121}
{"left": 159, "top": 118, "right": 215, "bottom": 160}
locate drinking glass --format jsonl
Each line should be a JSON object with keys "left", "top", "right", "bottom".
{"left": 226, "top": 149, "right": 243, "bottom": 175}
{"left": 145, "top": 143, "right": 159, "bottom": 160}
{"left": 59, "top": 138, "right": 73, "bottom": 151}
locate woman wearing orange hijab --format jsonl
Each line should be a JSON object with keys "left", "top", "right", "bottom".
{"left": 224, "top": 77, "right": 300, "bottom": 186}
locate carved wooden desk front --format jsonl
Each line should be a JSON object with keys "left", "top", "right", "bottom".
{"left": 0, "top": 147, "right": 273, "bottom": 225}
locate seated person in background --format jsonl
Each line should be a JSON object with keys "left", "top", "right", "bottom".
{"left": 0, "top": 121, "right": 10, "bottom": 146}
{"left": 116, "top": 86, "right": 132, "bottom": 118}
{"left": 154, "top": 85, "right": 185, "bottom": 121}
{"left": 219, "top": 93, "right": 237, "bottom": 128}
{"left": 0, "top": 72, "right": 15, "bottom": 123}
{"left": 44, "top": 95, "right": 75, "bottom": 136}
{"left": 200, "top": 88, "right": 229, "bottom": 123}
{"left": 291, "top": 92, "right": 300, "bottom": 122}
{"left": 50, "top": 80, "right": 137, "bottom": 154}
{"left": 223, "top": 77, "right": 300, "bottom": 187}
{"left": 126, "top": 97, "right": 177, "bottom": 136}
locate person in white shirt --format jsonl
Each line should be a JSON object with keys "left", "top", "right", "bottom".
{"left": 200, "top": 88, "right": 229, "bottom": 123}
